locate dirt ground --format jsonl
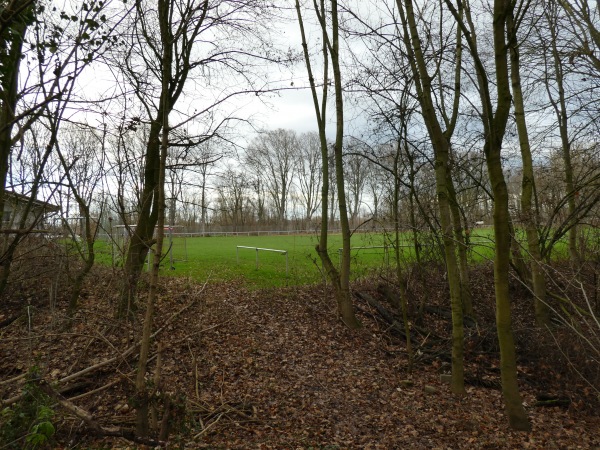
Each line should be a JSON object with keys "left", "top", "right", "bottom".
{"left": 1, "top": 265, "right": 599, "bottom": 449}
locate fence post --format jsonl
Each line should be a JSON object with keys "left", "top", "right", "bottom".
{"left": 255, "top": 247, "right": 259, "bottom": 270}
{"left": 169, "top": 227, "right": 174, "bottom": 270}
{"left": 384, "top": 243, "right": 389, "bottom": 267}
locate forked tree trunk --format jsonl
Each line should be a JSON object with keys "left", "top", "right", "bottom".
{"left": 398, "top": 0, "right": 465, "bottom": 394}
{"left": 119, "top": 119, "right": 162, "bottom": 318}
{"left": 118, "top": 0, "right": 209, "bottom": 319}
{"left": 444, "top": 0, "right": 531, "bottom": 430}
{"left": 487, "top": 143, "right": 531, "bottom": 430}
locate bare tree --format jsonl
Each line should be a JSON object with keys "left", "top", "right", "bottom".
{"left": 295, "top": 131, "right": 322, "bottom": 223}
{"left": 215, "top": 165, "right": 253, "bottom": 231}
{"left": 55, "top": 123, "right": 108, "bottom": 316}
{"left": 165, "top": 136, "right": 224, "bottom": 231}
{"left": 395, "top": 0, "right": 467, "bottom": 394}
{"left": 444, "top": 0, "right": 531, "bottom": 430}
{"left": 245, "top": 128, "right": 298, "bottom": 227}
{"left": 295, "top": 0, "right": 361, "bottom": 328}
{"left": 343, "top": 138, "right": 369, "bottom": 226}
{"left": 557, "top": 0, "right": 600, "bottom": 73}
{"left": 0, "top": 1, "right": 119, "bottom": 295}
{"left": 115, "top": 0, "right": 273, "bottom": 317}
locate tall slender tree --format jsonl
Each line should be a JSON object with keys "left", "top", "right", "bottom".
{"left": 507, "top": 3, "right": 550, "bottom": 326}
{"left": 445, "top": 0, "right": 531, "bottom": 430}
{"left": 396, "top": 0, "right": 466, "bottom": 394}
{"left": 295, "top": 0, "right": 360, "bottom": 328}
{"left": 544, "top": 1, "right": 581, "bottom": 264}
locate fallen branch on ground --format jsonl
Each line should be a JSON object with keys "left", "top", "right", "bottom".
{"left": 35, "top": 378, "right": 164, "bottom": 447}
{"left": 354, "top": 291, "right": 419, "bottom": 345}
{"left": 0, "top": 313, "right": 21, "bottom": 329}
{"left": 2, "top": 282, "right": 209, "bottom": 406}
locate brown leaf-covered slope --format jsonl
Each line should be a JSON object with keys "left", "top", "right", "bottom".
{"left": 0, "top": 265, "right": 598, "bottom": 449}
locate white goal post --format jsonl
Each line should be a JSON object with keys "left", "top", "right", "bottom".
{"left": 236, "top": 246, "right": 288, "bottom": 275}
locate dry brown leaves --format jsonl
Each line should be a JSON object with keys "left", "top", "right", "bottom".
{"left": 0, "top": 265, "right": 599, "bottom": 449}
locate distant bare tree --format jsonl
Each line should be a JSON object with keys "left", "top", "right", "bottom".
{"left": 215, "top": 165, "right": 253, "bottom": 231}
{"left": 246, "top": 129, "right": 298, "bottom": 227}
{"left": 295, "top": 131, "right": 322, "bottom": 223}
{"left": 55, "top": 123, "right": 108, "bottom": 316}
{"left": 343, "top": 139, "right": 369, "bottom": 225}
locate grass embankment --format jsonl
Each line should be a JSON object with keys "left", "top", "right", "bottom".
{"left": 94, "top": 228, "right": 513, "bottom": 288}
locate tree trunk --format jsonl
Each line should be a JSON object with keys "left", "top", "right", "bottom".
{"left": 448, "top": 175, "right": 474, "bottom": 317}
{"left": 508, "top": 11, "right": 549, "bottom": 327}
{"left": 398, "top": 0, "right": 465, "bottom": 394}
{"left": 0, "top": 8, "right": 27, "bottom": 225}
{"left": 330, "top": 0, "right": 360, "bottom": 329}
{"left": 393, "top": 144, "right": 413, "bottom": 370}
{"left": 67, "top": 205, "right": 96, "bottom": 316}
{"left": 0, "top": 10, "right": 28, "bottom": 296}
{"left": 118, "top": 0, "right": 210, "bottom": 317}
{"left": 487, "top": 143, "right": 531, "bottom": 430}
{"left": 296, "top": 0, "right": 360, "bottom": 329}
{"left": 136, "top": 0, "right": 172, "bottom": 435}
{"left": 119, "top": 118, "right": 163, "bottom": 318}
{"left": 486, "top": 0, "right": 531, "bottom": 430}
{"left": 405, "top": 146, "right": 422, "bottom": 266}
{"left": 547, "top": 16, "right": 579, "bottom": 264}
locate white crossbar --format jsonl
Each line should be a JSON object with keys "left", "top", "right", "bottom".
{"left": 236, "top": 246, "right": 288, "bottom": 275}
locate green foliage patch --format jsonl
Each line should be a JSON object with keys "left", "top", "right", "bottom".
{"left": 0, "top": 374, "right": 56, "bottom": 450}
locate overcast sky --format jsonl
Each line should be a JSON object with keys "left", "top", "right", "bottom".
{"left": 58, "top": 1, "right": 377, "bottom": 151}
{"left": 240, "top": 9, "right": 326, "bottom": 138}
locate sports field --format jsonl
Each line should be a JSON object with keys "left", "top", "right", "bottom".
{"left": 166, "top": 233, "right": 400, "bottom": 287}
{"left": 96, "top": 229, "right": 505, "bottom": 288}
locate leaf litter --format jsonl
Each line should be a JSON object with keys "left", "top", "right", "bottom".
{"left": 0, "top": 265, "right": 598, "bottom": 449}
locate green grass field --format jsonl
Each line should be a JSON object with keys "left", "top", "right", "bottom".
{"left": 94, "top": 228, "right": 520, "bottom": 288}
{"left": 91, "top": 225, "right": 584, "bottom": 288}
{"left": 96, "top": 232, "right": 396, "bottom": 287}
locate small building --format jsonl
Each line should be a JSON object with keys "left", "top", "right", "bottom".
{"left": 2, "top": 191, "right": 60, "bottom": 230}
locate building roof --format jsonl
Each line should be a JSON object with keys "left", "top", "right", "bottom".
{"left": 4, "top": 191, "right": 60, "bottom": 213}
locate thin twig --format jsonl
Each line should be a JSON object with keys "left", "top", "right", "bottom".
{"left": 67, "top": 379, "right": 121, "bottom": 402}
{"left": 0, "top": 372, "right": 26, "bottom": 386}
{"left": 193, "top": 412, "right": 225, "bottom": 439}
